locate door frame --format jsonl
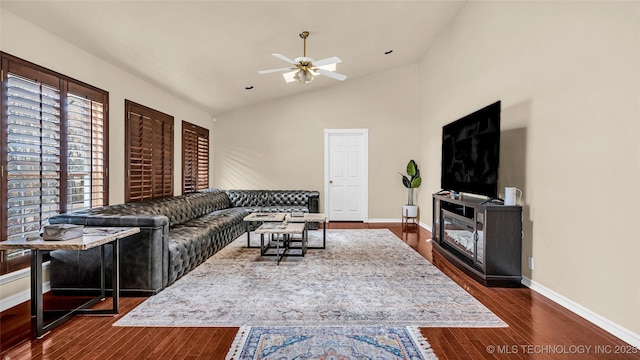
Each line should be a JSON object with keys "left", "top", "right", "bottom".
{"left": 323, "top": 129, "right": 369, "bottom": 222}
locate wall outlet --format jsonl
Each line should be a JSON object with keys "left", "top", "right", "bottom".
{"left": 528, "top": 256, "right": 535, "bottom": 270}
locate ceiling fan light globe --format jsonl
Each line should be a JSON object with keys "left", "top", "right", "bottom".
{"left": 294, "top": 70, "right": 314, "bottom": 84}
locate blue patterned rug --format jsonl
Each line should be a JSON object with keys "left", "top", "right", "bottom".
{"left": 225, "top": 326, "right": 438, "bottom": 359}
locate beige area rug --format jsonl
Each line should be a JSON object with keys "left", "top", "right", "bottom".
{"left": 114, "top": 229, "right": 507, "bottom": 327}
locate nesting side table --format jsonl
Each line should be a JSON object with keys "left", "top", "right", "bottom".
{"left": 0, "top": 227, "right": 140, "bottom": 337}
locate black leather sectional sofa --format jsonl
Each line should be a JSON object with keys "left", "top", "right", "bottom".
{"left": 48, "top": 189, "right": 319, "bottom": 295}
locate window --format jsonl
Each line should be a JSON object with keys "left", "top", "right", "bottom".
{"left": 1, "top": 52, "right": 108, "bottom": 274}
{"left": 182, "top": 121, "right": 209, "bottom": 193}
{"left": 124, "top": 100, "right": 174, "bottom": 202}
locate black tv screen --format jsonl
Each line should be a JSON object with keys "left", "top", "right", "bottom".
{"left": 441, "top": 101, "right": 501, "bottom": 198}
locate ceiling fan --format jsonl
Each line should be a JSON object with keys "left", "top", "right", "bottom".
{"left": 258, "top": 31, "right": 347, "bottom": 84}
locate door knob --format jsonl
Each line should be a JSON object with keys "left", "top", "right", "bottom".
{"left": 329, "top": 180, "right": 333, "bottom": 184}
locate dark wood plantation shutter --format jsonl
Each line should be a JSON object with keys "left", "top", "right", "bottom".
{"left": 125, "top": 100, "right": 173, "bottom": 202}
{"left": 1, "top": 53, "right": 108, "bottom": 274}
{"left": 197, "top": 128, "right": 209, "bottom": 190}
{"left": 182, "top": 121, "right": 209, "bottom": 193}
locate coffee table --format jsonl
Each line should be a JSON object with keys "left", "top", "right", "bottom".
{"left": 0, "top": 226, "right": 140, "bottom": 337}
{"left": 255, "top": 222, "right": 306, "bottom": 264}
{"left": 243, "top": 212, "right": 287, "bottom": 248}
{"left": 285, "top": 213, "right": 327, "bottom": 249}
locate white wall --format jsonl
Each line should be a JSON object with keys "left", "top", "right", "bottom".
{"left": 213, "top": 64, "right": 419, "bottom": 219}
{"left": 417, "top": 1, "right": 640, "bottom": 338}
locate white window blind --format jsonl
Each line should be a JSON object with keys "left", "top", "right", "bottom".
{"left": 66, "top": 94, "right": 106, "bottom": 211}
{"left": 6, "top": 73, "right": 61, "bottom": 241}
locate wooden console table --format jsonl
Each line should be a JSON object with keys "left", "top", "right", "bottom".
{"left": 0, "top": 227, "right": 140, "bottom": 337}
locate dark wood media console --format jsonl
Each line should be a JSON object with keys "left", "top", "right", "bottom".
{"left": 432, "top": 193, "right": 523, "bottom": 287}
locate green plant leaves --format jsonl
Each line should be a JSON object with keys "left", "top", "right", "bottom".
{"left": 407, "top": 160, "right": 417, "bottom": 177}
{"left": 401, "top": 159, "right": 421, "bottom": 190}
{"left": 402, "top": 175, "right": 411, "bottom": 189}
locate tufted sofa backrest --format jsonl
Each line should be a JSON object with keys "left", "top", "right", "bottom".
{"left": 266, "top": 191, "right": 309, "bottom": 206}
{"left": 226, "top": 190, "right": 268, "bottom": 207}
{"left": 186, "top": 189, "right": 232, "bottom": 215}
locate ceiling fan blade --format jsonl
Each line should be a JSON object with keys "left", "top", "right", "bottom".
{"left": 282, "top": 70, "right": 298, "bottom": 83}
{"left": 313, "top": 56, "right": 342, "bottom": 67}
{"left": 258, "top": 67, "right": 293, "bottom": 75}
{"left": 272, "top": 53, "right": 297, "bottom": 64}
{"left": 316, "top": 68, "right": 347, "bottom": 81}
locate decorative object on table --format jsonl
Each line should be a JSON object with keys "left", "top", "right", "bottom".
{"left": 258, "top": 31, "right": 347, "bottom": 84}
{"left": 504, "top": 186, "right": 522, "bottom": 206}
{"left": 400, "top": 159, "right": 422, "bottom": 218}
{"left": 290, "top": 210, "right": 304, "bottom": 217}
{"left": 225, "top": 326, "right": 438, "bottom": 360}
{"left": 114, "top": 229, "right": 505, "bottom": 328}
{"left": 42, "top": 224, "right": 84, "bottom": 241}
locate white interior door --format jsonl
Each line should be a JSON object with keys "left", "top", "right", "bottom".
{"left": 324, "top": 129, "right": 368, "bottom": 221}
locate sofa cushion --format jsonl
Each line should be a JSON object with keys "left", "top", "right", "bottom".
{"left": 167, "top": 207, "right": 247, "bottom": 284}
{"left": 167, "top": 225, "right": 213, "bottom": 283}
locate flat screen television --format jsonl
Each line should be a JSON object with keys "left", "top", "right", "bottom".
{"left": 441, "top": 101, "right": 501, "bottom": 199}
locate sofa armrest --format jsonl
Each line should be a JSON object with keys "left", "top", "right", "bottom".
{"left": 309, "top": 191, "right": 320, "bottom": 213}
{"left": 48, "top": 213, "right": 170, "bottom": 294}
{"left": 49, "top": 213, "right": 169, "bottom": 228}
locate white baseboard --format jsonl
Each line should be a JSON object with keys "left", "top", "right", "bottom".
{"left": 0, "top": 281, "right": 50, "bottom": 312}
{"left": 366, "top": 218, "right": 402, "bottom": 223}
{"left": 522, "top": 276, "right": 640, "bottom": 347}
{"left": 0, "top": 262, "right": 51, "bottom": 312}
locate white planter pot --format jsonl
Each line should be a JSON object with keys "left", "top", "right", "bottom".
{"left": 402, "top": 205, "right": 418, "bottom": 218}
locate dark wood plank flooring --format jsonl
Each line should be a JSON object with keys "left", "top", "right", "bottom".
{"left": 1, "top": 223, "right": 638, "bottom": 359}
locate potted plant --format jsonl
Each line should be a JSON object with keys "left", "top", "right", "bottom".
{"left": 400, "top": 159, "right": 421, "bottom": 218}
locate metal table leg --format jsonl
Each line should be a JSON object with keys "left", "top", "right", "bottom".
{"left": 33, "top": 239, "right": 120, "bottom": 338}
{"left": 306, "top": 219, "right": 327, "bottom": 250}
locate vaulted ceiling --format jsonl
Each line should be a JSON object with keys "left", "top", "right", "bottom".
{"left": 1, "top": 1, "right": 466, "bottom": 115}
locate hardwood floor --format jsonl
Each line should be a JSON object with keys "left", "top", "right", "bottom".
{"left": 1, "top": 223, "right": 638, "bottom": 359}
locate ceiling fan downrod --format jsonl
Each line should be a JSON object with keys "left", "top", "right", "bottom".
{"left": 300, "top": 31, "right": 309, "bottom": 57}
